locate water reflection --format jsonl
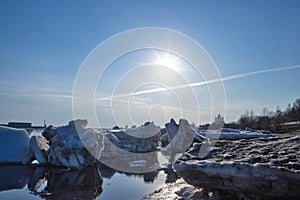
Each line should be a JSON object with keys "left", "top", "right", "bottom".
{"left": 46, "top": 167, "right": 103, "bottom": 200}
{"left": 2, "top": 163, "right": 299, "bottom": 200}
{"left": 0, "top": 165, "right": 31, "bottom": 191}
{"left": 0, "top": 165, "right": 103, "bottom": 200}
{"left": 96, "top": 162, "right": 160, "bottom": 183}
{"left": 0, "top": 163, "right": 165, "bottom": 199}
{"left": 0, "top": 150, "right": 182, "bottom": 199}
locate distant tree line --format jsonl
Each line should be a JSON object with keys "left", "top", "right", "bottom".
{"left": 236, "top": 98, "right": 300, "bottom": 133}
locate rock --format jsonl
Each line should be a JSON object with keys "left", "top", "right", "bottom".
{"left": 30, "top": 136, "right": 49, "bottom": 164}
{"left": 0, "top": 126, "right": 34, "bottom": 164}
{"left": 42, "top": 120, "right": 104, "bottom": 168}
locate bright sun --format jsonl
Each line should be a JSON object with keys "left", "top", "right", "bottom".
{"left": 154, "top": 51, "right": 182, "bottom": 71}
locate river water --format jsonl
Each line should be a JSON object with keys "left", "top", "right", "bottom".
{"left": 0, "top": 163, "right": 170, "bottom": 200}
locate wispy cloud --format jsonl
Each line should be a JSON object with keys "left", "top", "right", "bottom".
{"left": 4, "top": 93, "right": 74, "bottom": 99}
{"left": 0, "top": 83, "right": 74, "bottom": 100}
{"left": 1, "top": 64, "right": 299, "bottom": 103}
{"left": 95, "top": 64, "right": 300, "bottom": 102}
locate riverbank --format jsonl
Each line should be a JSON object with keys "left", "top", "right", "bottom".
{"left": 144, "top": 132, "right": 300, "bottom": 200}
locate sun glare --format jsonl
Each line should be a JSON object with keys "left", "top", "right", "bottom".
{"left": 154, "top": 51, "right": 183, "bottom": 71}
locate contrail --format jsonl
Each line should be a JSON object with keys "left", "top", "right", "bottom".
{"left": 95, "top": 64, "right": 300, "bottom": 102}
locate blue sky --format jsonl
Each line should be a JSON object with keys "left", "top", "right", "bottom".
{"left": 0, "top": 0, "right": 300, "bottom": 127}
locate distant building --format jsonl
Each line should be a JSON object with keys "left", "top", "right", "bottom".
{"left": 209, "top": 114, "right": 225, "bottom": 129}
{"left": 8, "top": 122, "right": 32, "bottom": 129}
{"left": 214, "top": 114, "right": 224, "bottom": 125}
{"left": 0, "top": 121, "right": 46, "bottom": 134}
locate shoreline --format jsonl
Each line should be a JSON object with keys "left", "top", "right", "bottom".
{"left": 143, "top": 132, "right": 300, "bottom": 200}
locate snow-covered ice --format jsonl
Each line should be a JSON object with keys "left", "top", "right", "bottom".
{"left": 173, "top": 135, "right": 300, "bottom": 199}
{"left": 30, "top": 136, "right": 49, "bottom": 164}
{"left": 105, "top": 121, "right": 161, "bottom": 153}
{"left": 42, "top": 119, "right": 104, "bottom": 168}
{"left": 197, "top": 128, "right": 275, "bottom": 140}
{"left": 0, "top": 126, "right": 34, "bottom": 164}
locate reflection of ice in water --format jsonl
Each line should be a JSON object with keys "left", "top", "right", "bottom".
{"left": 129, "top": 160, "right": 147, "bottom": 167}
{"left": 0, "top": 165, "right": 30, "bottom": 191}
{"left": 0, "top": 165, "right": 103, "bottom": 199}
{"left": 34, "top": 180, "right": 47, "bottom": 196}
{"left": 0, "top": 164, "right": 168, "bottom": 200}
